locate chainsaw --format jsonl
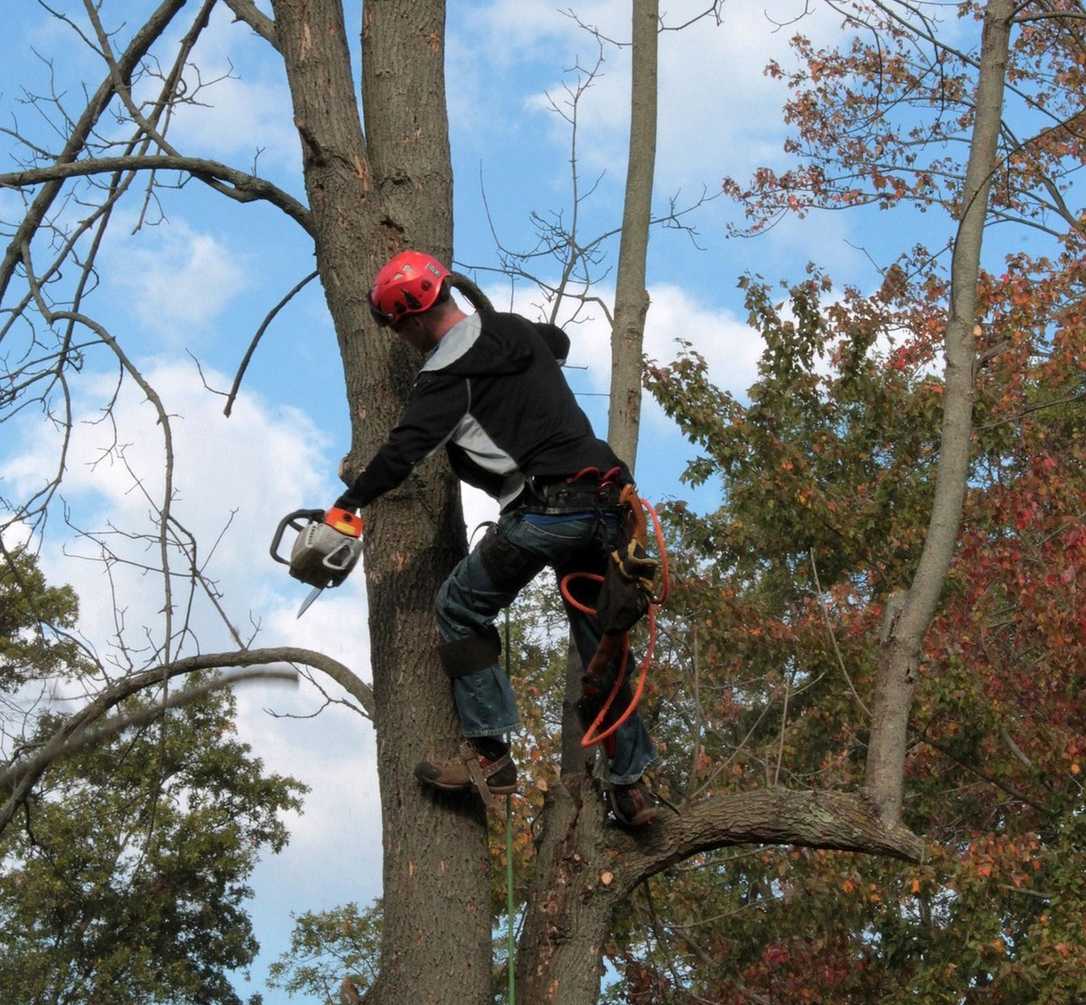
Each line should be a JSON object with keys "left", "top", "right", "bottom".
{"left": 270, "top": 506, "right": 364, "bottom": 618}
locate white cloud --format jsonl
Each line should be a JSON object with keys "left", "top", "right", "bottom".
{"left": 462, "top": 484, "right": 500, "bottom": 536}
{"left": 105, "top": 217, "right": 249, "bottom": 336}
{"left": 478, "top": 0, "right": 841, "bottom": 189}
{"left": 0, "top": 518, "right": 32, "bottom": 549}
{"left": 2, "top": 360, "right": 335, "bottom": 649}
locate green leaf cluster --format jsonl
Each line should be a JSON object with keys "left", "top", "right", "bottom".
{"left": 0, "top": 552, "right": 307, "bottom": 1005}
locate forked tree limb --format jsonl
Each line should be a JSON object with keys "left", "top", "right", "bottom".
{"left": 3, "top": 667, "right": 298, "bottom": 793}
{"left": 0, "top": 0, "right": 188, "bottom": 303}
{"left": 0, "top": 646, "right": 373, "bottom": 835}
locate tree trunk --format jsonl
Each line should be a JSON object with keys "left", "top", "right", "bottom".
{"left": 515, "top": 779, "right": 923, "bottom": 1005}
{"left": 607, "top": 0, "right": 658, "bottom": 472}
{"left": 516, "top": 776, "right": 616, "bottom": 1005}
{"left": 864, "top": 0, "right": 1013, "bottom": 825}
{"left": 271, "top": 3, "right": 491, "bottom": 1003}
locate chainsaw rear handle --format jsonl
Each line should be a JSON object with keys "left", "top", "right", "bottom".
{"left": 269, "top": 509, "right": 325, "bottom": 566}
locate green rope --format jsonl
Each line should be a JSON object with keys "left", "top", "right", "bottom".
{"left": 506, "top": 789, "right": 516, "bottom": 1004}
{"left": 504, "top": 608, "right": 516, "bottom": 1005}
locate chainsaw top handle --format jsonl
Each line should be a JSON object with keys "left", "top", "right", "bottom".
{"left": 269, "top": 508, "right": 326, "bottom": 565}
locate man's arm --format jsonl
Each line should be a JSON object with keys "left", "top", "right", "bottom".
{"left": 337, "top": 374, "right": 469, "bottom": 510}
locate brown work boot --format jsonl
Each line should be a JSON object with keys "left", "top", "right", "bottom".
{"left": 609, "top": 780, "right": 659, "bottom": 828}
{"left": 414, "top": 739, "right": 517, "bottom": 807}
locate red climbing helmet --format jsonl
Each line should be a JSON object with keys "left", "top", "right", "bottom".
{"left": 368, "top": 250, "right": 450, "bottom": 326}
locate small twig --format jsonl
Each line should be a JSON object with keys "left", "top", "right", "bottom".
{"left": 224, "top": 269, "right": 319, "bottom": 416}
{"left": 773, "top": 664, "right": 793, "bottom": 787}
{"left": 809, "top": 549, "right": 871, "bottom": 718}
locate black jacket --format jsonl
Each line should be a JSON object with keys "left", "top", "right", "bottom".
{"left": 341, "top": 311, "right": 625, "bottom": 511}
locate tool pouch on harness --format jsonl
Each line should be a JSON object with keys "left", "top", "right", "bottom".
{"left": 595, "top": 487, "right": 658, "bottom": 636}
{"left": 577, "top": 486, "right": 659, "bottom": 747}
{"left": 596, "top": 540, "right": 657, "bottom": 635}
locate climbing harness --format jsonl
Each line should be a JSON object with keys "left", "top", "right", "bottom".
{"left": 557, "top": 473, "right": 671, "bottom": 751}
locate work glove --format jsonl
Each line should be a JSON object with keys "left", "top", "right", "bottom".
{"left": 613, "top": 539, "right": 658, "bottom": 594}
{"left": 334, "top": 494, "right": 362, "bottom": 514}
{"left": 336, "top": 454, "right": 362, "bottom": 512}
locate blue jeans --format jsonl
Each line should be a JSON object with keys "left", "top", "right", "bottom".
{"left": 435, "top": 509, "right": 656, "bottom": 785}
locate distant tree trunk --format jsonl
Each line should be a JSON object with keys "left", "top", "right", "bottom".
{"left": 271, "top": 3, "right": 490, "bottom": 1003}
{"left": 518, "top": 6, "right": 659, "bottom": 997}
{"left": 864, "top": 0, "right": 1013, "bottom": 825}
{"left": 607, "top": 0, "right": 658, "bottom": 473}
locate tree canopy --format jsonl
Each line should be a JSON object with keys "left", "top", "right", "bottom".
{"left": 0, "top": 552, "right": 306, "bottom": 1005}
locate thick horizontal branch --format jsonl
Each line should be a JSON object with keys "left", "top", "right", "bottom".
{"left": 1, "top": 155, "right": 313, "bottom": 235}
{"left": 618, "top": 788, "right": 925, "bottom": 891}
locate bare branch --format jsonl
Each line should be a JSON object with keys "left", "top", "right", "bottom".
{"left": 1, "top": 155, "right": 313, "bottom": 234}
{"left": 0, "top": 0, "right": 189, "bottom": 304}
{"left": 225, "top": 269, "right": 319, "bottom": 416}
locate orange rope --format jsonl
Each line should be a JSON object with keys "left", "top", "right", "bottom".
{"left": 559, "top": 497, "right": 669, "bottom": 749}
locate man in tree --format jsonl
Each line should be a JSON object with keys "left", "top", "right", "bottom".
{"left": 335, "top": 250, "right": 658, "bottom": 826}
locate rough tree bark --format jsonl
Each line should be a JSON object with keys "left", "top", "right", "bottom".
{"left": 863, "top": 0, "right": 1014, "bottom": 826}
{"left": 269, "top": 3, "right": 491, "bottom": 1003}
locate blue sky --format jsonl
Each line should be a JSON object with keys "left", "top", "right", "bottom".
{"left": 0, "top": 1, "right": 1002, "bottom": 1001}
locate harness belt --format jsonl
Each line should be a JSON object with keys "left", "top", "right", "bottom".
{"left": 517, "top": 476, "right": 625, "bottom": 515}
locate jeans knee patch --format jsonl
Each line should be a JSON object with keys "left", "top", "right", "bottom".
{"left": 477, "top": 523, "right": 543, "bottom": 594}
{"left": 439, "top": 628, "right": 501, "bottom": 678}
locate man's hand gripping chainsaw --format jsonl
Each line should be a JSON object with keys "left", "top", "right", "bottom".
{"left": 270, "top": 506, "right": 364, "bottom": 618}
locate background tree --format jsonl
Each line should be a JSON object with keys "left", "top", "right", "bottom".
{"left": 267, "top": 902, "right": 382, "bottom": 1004}
{"left": 636, "top": 242, "right": 1086, "bottom": 999}
{"left": 0, "top": 552, "right": 304, "bottom": 1005}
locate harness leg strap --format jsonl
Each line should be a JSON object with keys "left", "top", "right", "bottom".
{"left": 460, "top": 742, "right": 501, "bottom": 807}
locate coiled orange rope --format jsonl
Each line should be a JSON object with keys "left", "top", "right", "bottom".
{"left": 559, "top": 494, "right": 669, "bottom": 749}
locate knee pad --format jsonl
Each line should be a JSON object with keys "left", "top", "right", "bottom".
{"left": 439, "top": 627, "right": 502, "bottom": 679}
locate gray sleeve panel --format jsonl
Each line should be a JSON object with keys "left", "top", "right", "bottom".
{"left": 343, "top": 375, "right": 469, "bottom": 508}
